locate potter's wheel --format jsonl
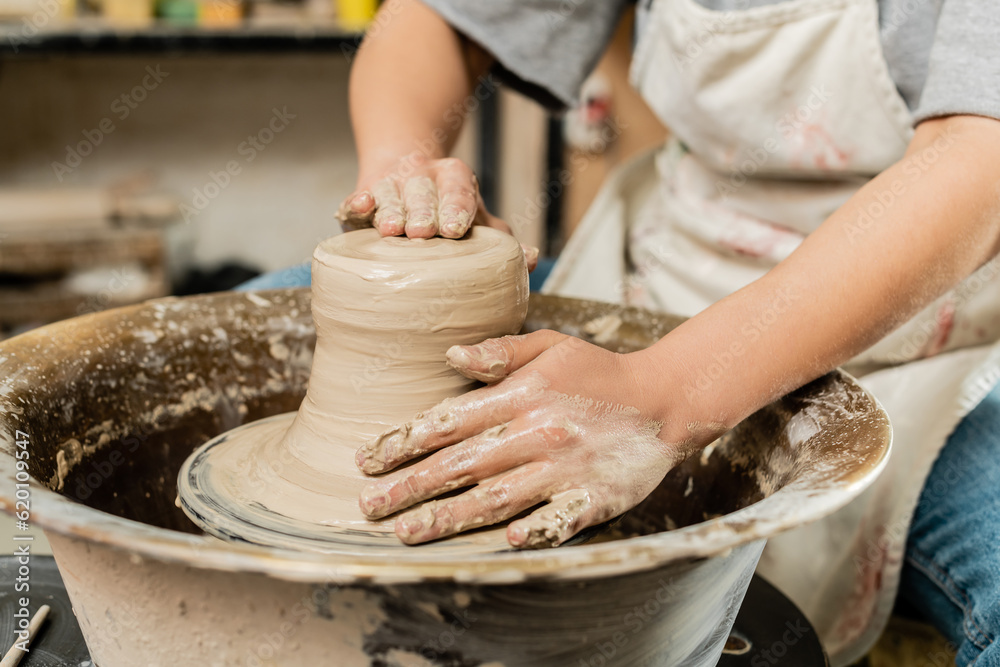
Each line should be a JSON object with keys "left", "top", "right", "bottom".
{"left": 179, "top": 413, "right": 514, "bottom": 555}
{"left": 4, "top": 557, "right": 829, "bottom": 667}
{"left": 0, "top": 279, "right": 894, "bottom": 665}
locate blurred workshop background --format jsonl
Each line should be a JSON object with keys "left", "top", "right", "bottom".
{"left": 0, "top": 0, "right": 666, "bottom": 342}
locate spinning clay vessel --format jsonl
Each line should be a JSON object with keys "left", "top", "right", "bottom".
{"left": 0, "top": 280, "right": 890, "bottom": 665}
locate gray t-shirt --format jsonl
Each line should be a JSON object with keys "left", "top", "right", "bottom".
{"left": 421, "top": 0, "right": 1000, "bottom": 125}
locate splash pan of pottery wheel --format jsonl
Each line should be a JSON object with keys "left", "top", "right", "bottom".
{"left": 0, "top": 289, "right": 891, "bottom": 666}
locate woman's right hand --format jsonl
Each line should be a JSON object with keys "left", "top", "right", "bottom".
{"left": 337, "top": 152, "right": 538, "bottom": 269}
{"left": 337, "top": 153, "right": 500, "bottom": 236}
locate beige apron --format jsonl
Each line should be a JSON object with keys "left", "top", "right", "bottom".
{"left": 543, "top": 0, "right": 1000, "bottom": 663}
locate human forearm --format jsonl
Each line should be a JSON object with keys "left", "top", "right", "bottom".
{"left": 340, "top": 1, "right": 504, "bottom": 239}
{"left": 349, "top": 0, "right": 492, "bottom": 186}
{"left": 638, "top": 115, "right": 1000, "bottom": 447}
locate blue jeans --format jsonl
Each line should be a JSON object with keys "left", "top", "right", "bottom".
{"left": 237, "top": 259, "right": 559, "bottom": 294}
{"left": 900, "top": 383, "right": 1000, "bottom": 666}
{"left": 236, "top": 263, "right": 313, "bottom": 291}
{"left": 239, "top": 265, "right": 1000, "bottom": 666}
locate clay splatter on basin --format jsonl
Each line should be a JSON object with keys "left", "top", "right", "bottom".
{"left": 0, "top": 287, "right": 890, "bottom": 666}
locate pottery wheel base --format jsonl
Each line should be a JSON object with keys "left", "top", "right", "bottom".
{"left": 177, "top": 414, "right": 515, "bottom": 556}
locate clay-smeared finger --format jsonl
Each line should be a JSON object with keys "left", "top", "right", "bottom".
{"left": 521, "top": 244, "right": 540, "bottom": 272}
{"left": 402, "top": 176, "right": 438, "bottom": 238}
{"left": 394, "top": 464, "right": 549, "bottom": 544}
{"left": 360, "top": 421, "right": 548, "bottom": 519}
{"left": 446, "top": 330, "right": 570, "bottom": 383}
{"left": 355, "top": 373, "right": 546, "bottom": 474}
{"left": 336, "top": 190, "right": 376, "bottom": 231}
{"left": 435, "top": 162, "right": 477, "bottom": 238}
{"left": 371, "top": 178, "right": 405, "bottom": 236}
{"left": 506, "top": 488, "right": 599, "bottom": 548}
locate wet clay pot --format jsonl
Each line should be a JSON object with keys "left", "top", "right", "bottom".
{"left": 0, "top": 291, "right": 891, "bottom": 666}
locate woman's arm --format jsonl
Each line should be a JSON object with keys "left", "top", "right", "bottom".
{"left": 354, "top": 115, "right": 1000, "bottom": 546}
{"left": 638, "top": 115, "right": 1000, "bottom": 447}
{"left": 339, "top": 0, "right": 505, "bottom": 240}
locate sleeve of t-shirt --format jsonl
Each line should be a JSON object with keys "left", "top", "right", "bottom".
{"left": 419, "top": 0, "right": 630, "bottom": 110}
{"left": 913, "top": 0, "right": 1000, "bottom": 123}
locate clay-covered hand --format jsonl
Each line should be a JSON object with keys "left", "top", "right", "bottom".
{"left": 355, "top": 330, "right": 696, "bottom": 548}
{"left": 338, "top": 152, "right": 515, "bottom": 233}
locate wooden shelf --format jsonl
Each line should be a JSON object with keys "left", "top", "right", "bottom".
{"left": 0, "top": 227, "right": 164, "bottom": 276}
{"left": 0, "top": 226, "right": 169, "bottom": 329}
{"left": 0, "top": 274, "right": 168, "bottom": 326}
{"left": 0, "top": 18, "right": 363, "bottom": 55}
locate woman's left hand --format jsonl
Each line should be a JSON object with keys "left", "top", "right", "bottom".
{"left": 354, "top": 330, "right": 704, "bottom": 547}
